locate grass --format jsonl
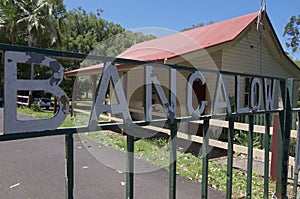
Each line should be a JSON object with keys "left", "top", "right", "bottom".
{"left": 84, "top": 131, "right": 282, "bottom": 199}
{"left": 17, "top": 108, "right": 297, "bottom": 199}
{"left": 17, "top": 107, "right": 84, "bottom": 127}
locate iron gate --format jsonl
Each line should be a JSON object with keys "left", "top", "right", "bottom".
{"left": 0, "top": 44, "right": 299, "bottom": 199}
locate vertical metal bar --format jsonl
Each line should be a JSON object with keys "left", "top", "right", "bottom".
{"left": 201, "top": 119, "right": 209, "bottom": 199}
{"left": 169, "top": 122, "right": 177, "bottom": 199}
{"left": 126, "top": 134, "right": 134, "bottom": 199}
{"left": 264, "top": 113, "right": 271, "bottom": 199}
{"left": 169, "top": 67, "right": 177, "bottom": 199}
{"left": 276, "top": 80, "right": 286, "bottom": 197}
{"left": 227, "top": 75, "right": 237, "bottom": 199}
{"left": 65, "top": 133, "right": 74, "bottom": 199}
{"left": 246, "top": 115, "right": 254, "bottom": 199}
{"left": 281, "top": 79, "right": 293, "bottom": 197}
{"left": 293, "top": 111, "right": 300, "bottom": 197}
{"left": 226, "top": 118, "right": 234, "bottom": 199}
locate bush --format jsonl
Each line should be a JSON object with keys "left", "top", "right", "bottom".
{"left": 31, "top": 103, "right": 41, "bottom": 112}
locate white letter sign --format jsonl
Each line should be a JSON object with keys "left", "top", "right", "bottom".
{"left": 145, "top": 66, "right": 176, "bottom": 122}
{"left": 264, "top": 78, "right": 276, "bottom": 110}
{"left": 88, "top": 62, "right": 132, "bottom": 130}
{"left": 236, "top": 76, "right": 249, "bottom": 113}
{"left": 4, "top": 51, "right": 69, "bottom": 134}
{"left": 212, "top": 74, "right": 231, "bottom": 115}
{"left": 186, "top": 71, "right": 207, "bottom": 117}
{"left": 251, "top": 78, "right": 263, "bottom": 111}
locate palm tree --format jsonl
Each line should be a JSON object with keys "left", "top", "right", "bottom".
{"left": 1, "top": 0, "right": 64, "bottom": 106}
{"left": 15, "top": 0, "right": 59, "bottom": 47}
{"left": 0, "top": 0, "right": 64, "bottom": 47}
{"left": 0, "top": 0, "right": 20, "bottom": 44}
{"left": 15, "top": 0, "right": 59, "bottom": 106}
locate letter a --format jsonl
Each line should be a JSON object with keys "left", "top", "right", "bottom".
{"left": 88, "top": 62, "right": 132, "bottom": 130}
{"left": 212, "top": 74, "right": 231, "bottom": 115}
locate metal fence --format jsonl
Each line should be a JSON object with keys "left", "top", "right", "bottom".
{"left": 0, "top": 44, "right": 299, "bottom": 199}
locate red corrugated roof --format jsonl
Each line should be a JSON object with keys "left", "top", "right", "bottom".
{"left": 64, "top": 63, "right": 104, "bottom": 76}
{"left": 65, "top": 12, "right": 259, "bottom": 76}
{"left": 118, "top": 12, "right": 259, "bottom": 61}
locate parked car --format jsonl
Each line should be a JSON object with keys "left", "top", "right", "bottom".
{"left": 0, "top": 97, "right": 4, "bottom": 107}
{"left": 34, "top": 98, "right": 51, "bottom": 110}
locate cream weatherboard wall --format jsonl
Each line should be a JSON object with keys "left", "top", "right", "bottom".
{"left": 118, "top": 21, "right": 300, "bottom": 120}
{"left": 221, "top": 24, "right": 299, "bottom": 108}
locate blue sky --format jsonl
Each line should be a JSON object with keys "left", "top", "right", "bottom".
{"left": 64, "top": 0, "right": 300, "bottom": 59}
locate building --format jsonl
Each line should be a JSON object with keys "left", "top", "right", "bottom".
{"left": 65, "top": 11, "right": 300, "bottom": 128}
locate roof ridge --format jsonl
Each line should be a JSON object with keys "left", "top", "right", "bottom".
{"left": 182, "top": 11, "right": 259, "bottom": 34}
{"left": 118, "top": 12, "right": 259, "bottom": 60}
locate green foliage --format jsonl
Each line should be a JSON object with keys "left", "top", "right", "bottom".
{"left": 0, "top": 1, "right": 155, "bottom": 56}
{"left": 17, "top": 107, "right": 84, "bottom": 126}
{"left": 0, "top": 1, "right": 156, "bottom": 97}
{"left": 0, "top": 0, "right": 22, "bottom": 44}
{"left": 181, "top": 20, "right": 214, "bottom": 32}
{"left": 234, "top": 130, "right": 261, "bottom": 148}
{"left": 62, "top": 7, "right": 124, "bottom": 54}
{"left": 284, "top": 15, "right": 300, "bottom": 52}
{"left": 295, "top": 59, "right": 300, "bottom": 67}
{"left": 91, "top": 30, "right": 155, "bottom": 57}
{"left": 85, "top": 131, "right": 127, "bottom": 150}
{"left": 0, "top": 0, "right": 65, "bottom": 47}
{"left": 85, "top": 132, "right": 279, "bottom": 198}
{"left": 15, "top": 107, "right": 297, "bottom": 198}
{"left": 31, "top": 103, "right": 42, "bottom": 112}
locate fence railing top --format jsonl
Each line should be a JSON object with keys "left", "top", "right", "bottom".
{"left": 0, "top": 43, "right": 286, "bottom": 80}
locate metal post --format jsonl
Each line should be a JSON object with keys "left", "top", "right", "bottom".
{"left": 126, "top": 134, "right": 134, "bottom": 199}
{"left": 28, "top": 63, "right": 34, "bottom": 108}
{"left": 271, "top": 114, "right": 279, "bottom": 181}
{"left": 65, "top": 133, "right": 74, "bottom": 199}
{"left": 169, "top": 122, "right": 177, "bottom": 199}
{"left": 293, "top": 112, "right": 300, "bottom": 197}
{"left": 226, "top": 118, "right": 234, "bottom": 199}
{"left": 281, "top": 79, "right": 293, "bottom": 197}
{"left": 276, "top": 80, "right": 286, "bottom": 197}
{"left": 54, "top": 97, "right": 57, "bottom": 114}
{"left": 264, "top": 113, "right": 271, "bottom": 199}
{"left": 201, "top": 119, "right": 209, "bottom": 199}
{"left": 71, "top": 77, "right": 77, "bottom": 117}
{"left": 246, "top": 114, "right": 254, "bottom": 199}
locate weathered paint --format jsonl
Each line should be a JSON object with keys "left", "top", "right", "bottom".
{"left": 144, "top": 65, "right": 176, "bottom": 122}
{"left": 4, "top": 51, "right": 69, "bottom": 134}
{"left": 1, "top": 45, "right": 299, "bottom": 199}
{"left": 88, "top": 62, "right": 132, "bottom": 131}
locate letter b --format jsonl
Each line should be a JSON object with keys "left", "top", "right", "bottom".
{"left": 4, "top": 51, "right": 69, "bottom": 134}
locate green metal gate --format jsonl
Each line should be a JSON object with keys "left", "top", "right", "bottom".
{"left": 0, "top": 44, "right": 299, "bottom": 199}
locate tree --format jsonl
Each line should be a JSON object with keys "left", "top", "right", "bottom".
{"left": 63, "top": 7, "right": 155, "bottom": 67}
{"left": 15, "top": 0, "right": 60, "bottom": 47}
{"left": 0, "top": 0, "right": 66, "bottom": 102}
{"left": 295, "top": 59, "right": 300, "bottom": 67}
{"left": 181, "top": 21, "right": 214, "bottom": 32}
{"left": 63, "top": 7, "right": 125, "bottom": 54}
{"left": 92, "top": 30, "right": 156, "bottom": 57}
{"left": 0, "top": 0, "right": 65, "bottom": 48}
{"left": 0, "top": 0, "right": 22, "bottom": 44}
{"left": 0, "top": 4, "right": 157, "bottom": 98}
{"left": 284, "top": 15, "right": 300, "bottom": 52}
